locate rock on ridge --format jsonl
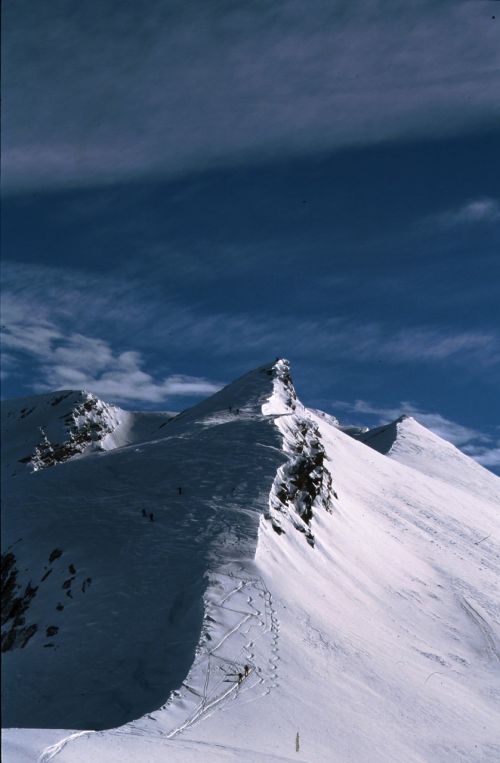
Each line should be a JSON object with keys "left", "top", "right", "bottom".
{"left": 3, "top": 390, "right": 122, "bottom": 473}
{"left": 263, "top": 361, "right": 335, "bottom": 546}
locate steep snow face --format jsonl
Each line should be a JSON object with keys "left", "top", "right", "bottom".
{"left": 309, "top": 407, "right": 369, "bottom": 436}
{"left": 252, "top": 413, "right": 500, "bottom": 763}
{"left": 306, "top": 407, "right": 340, "bottom": 427}
{"left": 1, "top": 391, "right": 176, "bottom": 479}
{"left": 2, "top": 361, "right": 500, "bottom": 763}
{"left": 357, "top": 415, "right": 499, "bottom": 502}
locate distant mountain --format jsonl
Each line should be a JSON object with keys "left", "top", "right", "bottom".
{"left": 1, "top": 390, "right": 175, "bottom": 477}
{"left": 2, "top": 360, "right": 499, "bottom": 763}
{"left": 354, "top": 414, "right": 499, "bottom": 501}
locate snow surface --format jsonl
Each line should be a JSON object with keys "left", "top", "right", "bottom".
{"left": 356, "top": 415, "right": 500, "bottom": 503}
{"left": 2, "top": 360, "right": 500, "bottom": 762}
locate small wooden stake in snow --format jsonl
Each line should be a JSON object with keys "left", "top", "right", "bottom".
{"left": 474, "top": 534, "right": 491, "bottom": 546}
{"left": 296, "top": 731, "right": 300, "bottom": 752}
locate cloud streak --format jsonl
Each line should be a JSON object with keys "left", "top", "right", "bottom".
{"left": 1, "top": 292, "right": 222, "bottom": 404}
{"left": 461, "top": 444, "right": 500, "bottom": 469}
{"left": 2, "top": 262, "right": 499, "bottom": 386}
{"left": 435, "top": 197, "right": 500, "bottom": 228}
{"left": 2, "top": 261, "right": 498, "bottom": 465}
{"left": 3, "top": 0, "right": 500, "bottom": 192}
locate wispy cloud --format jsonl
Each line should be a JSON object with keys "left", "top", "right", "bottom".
{"left": 332, "top": 398, "right": 500, "bottom": 469}
{"left": 435, "top": 197, "right": 500, "bottom": 228}
{"left": 3, "top": 1, "right": 499, "bottom": 192}
{"left": 2, "top": 262, "right": 499, "bottom": 467}
{"left": 1, "top": 290, "right": 222, "bottom": 404}
{"left": 2, "top": 262, "right": 499, "bottom": 392}
{"left": 461, "top": 444, "right": 500, "bottom": 469}
{"left": 38, "top": 344, "right": 222, "bottom": 403}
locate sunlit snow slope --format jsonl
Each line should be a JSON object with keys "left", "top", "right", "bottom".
{"left": 2, "top": 360, "right": 499, "bottom": 763}
{"left": 356, "top": 414, "right": 500, "bottom": 502}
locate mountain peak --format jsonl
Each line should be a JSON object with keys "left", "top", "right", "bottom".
{"left": 165, "top": 358, "right": 298, "bottom": 428}
{"left": 396, "top": 413, "right": 412, "bottom": 423}
{"left": 261, "top": 357, "right": 299, "bottom": 415}
{"left": 356, "top": 411, "right": 499, "bottom": 499}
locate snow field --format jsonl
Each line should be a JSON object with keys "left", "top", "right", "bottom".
{"left": 2, "top": 360, "right": 499, "bottom": 762}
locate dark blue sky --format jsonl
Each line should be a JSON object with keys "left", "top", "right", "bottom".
{"left": 2, "top": 1, "right": 500, "bottom": 470}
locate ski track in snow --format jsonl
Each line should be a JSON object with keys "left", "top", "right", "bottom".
{"left": 38, "top": 731, "right": 95, "bottom": 763}
{"left": 162, "top": 566, "right": 280, "bottom": 740}
{"left": 36, "top": 550, "right": 281, "bottom": 759}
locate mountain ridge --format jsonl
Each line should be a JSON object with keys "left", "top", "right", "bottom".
{"left": 2, "top": 359, "right": 499, "bottom": 763}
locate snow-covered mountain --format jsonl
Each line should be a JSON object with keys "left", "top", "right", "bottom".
{"left": 1, "top": 390, "right": 176, "bottom": 477}
{"left": 354, "top": 414, "right": 500, "bottom": 502}
{"left": 2, "top": 360, "right": 499, "bottom": 763}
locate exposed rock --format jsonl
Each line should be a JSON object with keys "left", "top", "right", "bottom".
{"left": 1, "top": 551, "right": 39, "bottom": 652}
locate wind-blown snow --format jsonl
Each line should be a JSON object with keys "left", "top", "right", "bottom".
{"left": 2, "top": 360, "right": 499, "bottom": 762}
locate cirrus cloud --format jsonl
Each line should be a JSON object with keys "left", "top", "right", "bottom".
{"left": 1, "top": 298, "right": 222, "bottom": 404}
{"left": 3, "top": 0, "right": 500, "bottom": 192}
{"left": 436, "top": 197, "right": 500, "bottom": 228}
{"left": 2, "top": 261, "right": 500, "bottom": 391}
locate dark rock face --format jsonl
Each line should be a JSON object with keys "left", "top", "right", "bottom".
{"left": 273, "top": 418, "right": 332, "bottom": 546}
{"left": 1, "top": 551, "right": 39, "bottom": 652}
{"left": 261, "top": 361, "right": 337, "bottom": 547}
{"left": 267, "top": 416, "right": 335, "bottom": 547}
{"left": 1, "top": 543, "right": 93, "bottom": 654}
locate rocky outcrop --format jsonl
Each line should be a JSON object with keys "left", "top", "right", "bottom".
{"left": 264, "top": 361, "right": 336, "bottom": 547}
{"left": 20, "top": 394, "right": 117, "bottom": 471}
{"left": 1, "top": 551, "right": 38, "bottom": 652}
{"left": 267, "top": 415, "right": 334, "bottom": 546}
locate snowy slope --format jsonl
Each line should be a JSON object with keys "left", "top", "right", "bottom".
{"left": 2, "top": 363, "right": 289, "bottom": 729}
{"left": 356, "top": 414, "right": 499, "bottom": 502}
{"left": 2, "top": 360, "right": 500, "bottom": 763}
